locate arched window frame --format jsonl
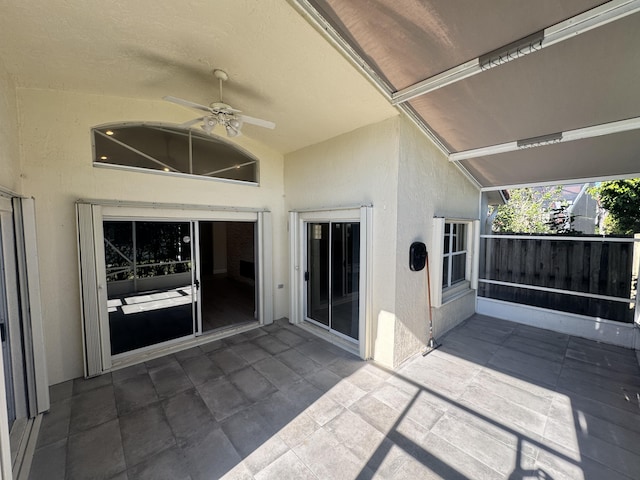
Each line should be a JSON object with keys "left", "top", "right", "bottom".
{"left": 92, "top": 122, "right": 260, "bottom": 185}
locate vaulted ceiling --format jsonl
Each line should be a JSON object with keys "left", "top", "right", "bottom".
{"left": 1, "top": 0, "right": 638, "bottom": 188}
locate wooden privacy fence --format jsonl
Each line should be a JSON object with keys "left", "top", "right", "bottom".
{"left": 479, "top": 234, "right": 638, "bottom": 323}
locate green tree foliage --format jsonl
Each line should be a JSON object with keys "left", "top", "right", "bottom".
{"left": 588, "top": 179, "right": 640, "bottom": 234}
{"left": 491, "top": 186, "right": 566, "bottom": 233}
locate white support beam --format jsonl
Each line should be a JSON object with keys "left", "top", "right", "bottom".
{"left": 392, "top": 0, "right": 640, "bottom": 105}
{"left": 449, "top": 116, "right": 640, "bottom": 162}
{"left": 480, "top": 171, "right": 640, "bottom": 192}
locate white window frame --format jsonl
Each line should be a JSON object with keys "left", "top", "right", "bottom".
{"left": 431, "top": 217, "right": 480, "bottom": 307}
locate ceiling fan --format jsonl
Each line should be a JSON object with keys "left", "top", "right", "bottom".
{"left": 163, "top": 69, "right": 275, "bottom": 138}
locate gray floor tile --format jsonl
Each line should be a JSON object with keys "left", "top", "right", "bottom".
{"left": 181, "top": 428, "right": 242, "bottom": 480}
{"left": 196, "top": 377, "right": 250, "bottom": 421}
{"left": 254, "top": 450, "right": 316, "bottom": 480}
{"left": 307, "top": 369, "right": 367, "bottom": 407}
{"left": 208, "top": 349, "right": 249, "bottom": 375}
{"left": 459, "top": 383, "right": 548, "bottom": 436}
{"left": 36, "top": 397, "right": 71, "bottom": 448}
{"left": 126, "top": 446, "right": 190, "bottom": 480}
{"left": 73, "top": 373, "right": 113, "bottom": 395}
{"left": 431, "top": 412, "right": 536, "bottom": 477}
{"left": 220, "top": 407, "right": 289, "bottom": 474}
{"left": 276, "top": 412, "right": 320, "bottom": 448}
{"left": 275, "top": 348, "right": 321, "bottom": 376}
{"left": 252, "top": 335, "right": 290, "bottom": 355}
{"left": 371, "top": 384, "right": 446, "bottom": 431}
{"left": 543, "top": 419, "right": 640, "bottom": 478}
{"left": 230, "top": 342, "right": 271, "bottom": 364}
{"left": 162, "top": 388, "right": 217, "bottom": 446}
{"left": 174, "top": 346, "right": 203, "bottom": 362}
{"left": 430, "top": 335, "right": 500, "bottom": 366}
{"left": 501, "top": 334, "right": 567, "bottom": 362}
{"left": 536, "top": 443, "right": 634, "bottom": 480}
{"left": 114, "top": 374, "right": 159, "bottom": 416}
{"left": 179, "top": 354, "right": 225, "bottom": 386}
{"left": 119, "top": 403, "right": 176, "bottom": 468}
{"left": 253, "top": 390, "right": 303, "bottom": 433}
{"left": 69, "top": 384, "right": 118, "bottom": 434}
{"left": 144, "top": 354, "right": 177, "bottom": 369}
{"left": 325, "top": 409, "right": 406, "bottom": 477}
{"left": 557, "top": 370, "right": 640, "bottom": 414}
{"left": 489, "top": 346, "right": 562, "bottom": 387}
{"left": 417, "top": 432, "right": 506, "bottom": 480}
{"left": 349, "top": 393, "right": 430, "bottom": 455}
{"left": 294, "top": 341, "right": 338, "bottom": 366}
{"left": 29, "top": 438, "right": 66, "bottom": 480}
{"left": 67, "top": 419, "right": 126, "bottom": 480}
{"left": 280, "top": 379, "right": 323, "bottom": 410}
{"left": 252, "top": 356, "right": 301, "bottom": 389}
{"left": 198, "top": 339, "right": 227, "bottom": 353}
{"left": 229, "top": 367, "right": 276, "bottom": 402}
{"left": 293, "top": 427, "right": 375, "bottom": 480}
{"left": 148, "top": 361, "right": 193, "bottom": 399}
{"left": 49, "top": 380, "right": 73, "bottom": 404}
{"left": 272, "top": 328, "right": 307, "bottom": 347}
{"left": 112, "top": 364, "right": 148, "bottom": 384}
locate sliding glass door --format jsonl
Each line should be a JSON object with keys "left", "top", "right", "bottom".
{"left": 306, "top": 221, "right": 360, "bottom": 341}
{"left": 104, "top": 221, "right": 196, "bottom": 355}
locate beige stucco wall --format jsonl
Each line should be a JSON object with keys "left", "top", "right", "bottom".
{"left": 0, "top": 62, "right": 21, "bottom": 193}
{"left": 284, "top": 117, "right": 401, "bottom": 364}
{"left": 17, "top": 88, "right": 287, "bottom": 384}
{"left": 393, "top": 119, "right": 479, "bottom": 366}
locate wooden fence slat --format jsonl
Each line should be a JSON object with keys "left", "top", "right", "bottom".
{"left": 480, "top": 236, "right": 635, "bottom": 323}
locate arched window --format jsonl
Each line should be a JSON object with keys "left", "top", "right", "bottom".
{"left": 92, "top": 123, "right": 259, "bottom": 184}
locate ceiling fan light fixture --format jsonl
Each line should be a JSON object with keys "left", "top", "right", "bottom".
{"left": 226, "top": 124, "right": 240, "bottom": 137}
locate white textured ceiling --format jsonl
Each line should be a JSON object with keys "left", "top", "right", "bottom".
{"left": 0, "top": 0, "right": 396, "bottom": 154}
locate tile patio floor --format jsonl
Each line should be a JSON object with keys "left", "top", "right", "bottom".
{"left": 29, "top": 314, "right": 640, "bottom": 479}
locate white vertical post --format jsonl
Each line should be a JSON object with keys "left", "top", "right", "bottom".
{"left": 14, "top": 198, "right": 49, "bottom": 413}
{"left": 258, "top": 211, "right": 273, "bottom": 325}
{"left": 360, "top": 206, "right": 373, "bottom": 359}
{"left": 431, "top": 218, "right": 445, "bottom": 308}
{"left": 76, "top": 203, "right": 104, "bottom": 377}
{"left": 288, "top": 212, "right": 299, "bottom": 324}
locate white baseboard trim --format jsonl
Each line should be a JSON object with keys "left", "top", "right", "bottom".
{"left": 477, "top": 297, "right": 638, "bottom": 350}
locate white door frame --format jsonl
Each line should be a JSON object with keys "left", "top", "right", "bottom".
{"left": 289, "top": 206, "right": 372, "bottom": 359}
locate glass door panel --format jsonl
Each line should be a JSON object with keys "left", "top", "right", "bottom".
{"left": 305, "top": 221, "right": 360, "bottom": 341}
{"left": 331, "top": 223, "right": 360, "bottom": 340}
{"left": 104, "top": 220, "right": 195, "bottom": 355}
{"left": 306, "top": 223, "right": 330, "bottom": 326}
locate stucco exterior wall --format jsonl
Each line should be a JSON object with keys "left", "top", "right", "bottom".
{"left": 0, "top": 62, "right": 21, "bottom": 193}
{"left": 284, "top": 117, "right": 401, "bottom": 365}
{"left": 17, "top": 88, "right": 286, "bottom": 384}
{"left": 393, "top": 119, "right": 479, "bottom": 367}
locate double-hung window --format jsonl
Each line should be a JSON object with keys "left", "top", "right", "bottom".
{"left": 431, "top": 218, "right": 478, "bottom": 307}
{"left": 442, "top": 222, "right": 467, "bottom": 290}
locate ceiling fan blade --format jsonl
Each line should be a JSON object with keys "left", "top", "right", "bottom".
{"left": 237, "top": 114, "right": 276, "bottom": 129}
{"left": 180, "top": 116, "right": 206, "bottom": 127}
{"left": 163, "top": 95, "right": 213, "bottom": 113}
